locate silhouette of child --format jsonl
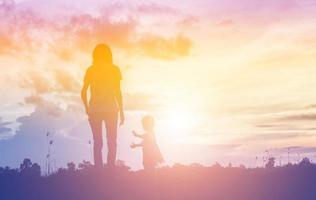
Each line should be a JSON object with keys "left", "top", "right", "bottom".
{"left": 131, "top": 115, "right": 164, "bottom": 170}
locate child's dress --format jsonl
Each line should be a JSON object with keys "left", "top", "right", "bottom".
{"left": 142, "top": 133, "right": 164, "bottom": 168}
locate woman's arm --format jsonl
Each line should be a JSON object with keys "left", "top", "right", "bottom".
{"left": 81, "top": 82, "right": 89, "bottom": 115}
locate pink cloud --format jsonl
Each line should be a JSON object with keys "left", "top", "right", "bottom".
{"left": 136, "top": 2, "right": 178, "bottom": 15}
{"left": 24, "top": 94, "right": 44, "bottom": 106}
{"left": 0, "top": 0, "right": 195, "bottom": 60}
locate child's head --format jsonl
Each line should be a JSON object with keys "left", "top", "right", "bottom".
{"left": 142, "top": 115, "right": 155, "bottom": 132}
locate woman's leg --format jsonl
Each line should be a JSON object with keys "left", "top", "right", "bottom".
{"left": 89, "top": 116, "right": 103, "bottom": 168}
{"left": 105, "top": 112, "right": 118, "bottom": 167}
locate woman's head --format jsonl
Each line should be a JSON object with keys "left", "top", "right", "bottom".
{"left": 92, "top": 43, "right": 113, "bottom": 65}
{"left": 142, "top": 115, "right": 155, "bottom": 132}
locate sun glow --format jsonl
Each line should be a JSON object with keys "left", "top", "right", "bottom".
{"left": 166, "top": 109, "right": 196, "bottom": 133}
{"left": 155, "top": 92, "right": 207, "bottom": 142}
{"left": 157, "top": 105, "right": 201, "bottom": 143}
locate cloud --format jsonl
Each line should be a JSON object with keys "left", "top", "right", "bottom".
{"left": 216, "top": 18, "right": 235, "bottom": 26}
{"left": 0, "top": 0, "right": 46, "bottom": 54}
{"left": 177, "top": 15, "right": 199, "bottom": 27}
{"left": 268, "top": 146, "right": 316, "bottom": 155}
{"left": 53, "top": 69, "right": 81, "bottom": 93}
{"left": 16, "top": 101, "right": 65, "bottom": 126}
{"left": 20, "top": 68, "right": 80, "bottom": 97}
{"left": 20, "top": 72, "right": 52, "bottom": 94}
{"left": 0, "top": 0, "right": 195, "bottom": 60}
{"left": 53, "top": 3, "right": 195, "bottom": 60}
{"left": 136, "top": 2, "right": 178, "bottom": 15}
{"left": 19, "top": 70, "right": 164, "bottom": 119}
{"left": 138, "top": 34, "right": 192, "bottom": 60}
{"left": 255, "top": 123, "right": 298, "bottom": 131}
{"left": 305, "top": 104, "right": 316, "bottom": 109}
{"left": 0, "top": 98, "right": 91, "bottom": 167}
{"left": 204, "top": 0, "right": 301, "bottom": 16}
{"left": 15, "top": 99, "right": 83, "bottom": 138}
{"left": 0, "top": 118, "right": 12, "bottom": 135}
{"left": 251, "top": 51, "right": 316, "bottom": 69}
{"left": 23, "top": 94, "right": 44, "bottom": 106}
{"left": 0, "top": 126, "right": 11, "bottom": 134}
{"left": 124, "top": 93, "right": 161, "bottom": 111}
{"left": 279, "top": 113, "right": 316, "bottom": 121}
{"left": 244, "top": 132, "right": 306, "bottom": 142}
{"left": 0, "top": 97, "right": 147, "bottom": 169}
{"left": 66, "top": 13, "right": 138, "bottom": 51}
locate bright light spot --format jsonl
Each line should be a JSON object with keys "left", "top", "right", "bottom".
{"left": 159, "top": 107, "right": 201, "bottom": 143}
{"left": 166, "top": 110, "right": 196, "bottom": 133}
{"left": 157, "top": 95, "right": 206, "bottom": 143}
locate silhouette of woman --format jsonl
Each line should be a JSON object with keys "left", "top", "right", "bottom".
{"left": 81, "top": 44, "right": 124, "bottom": 168}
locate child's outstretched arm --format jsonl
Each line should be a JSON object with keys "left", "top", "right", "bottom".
{"left": 130, "top": 143, "right": 143, "bottom": 149}
{"left": 132, "top": 130, "right": 144, "bottom": 138}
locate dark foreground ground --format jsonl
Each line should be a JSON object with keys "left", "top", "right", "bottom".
{"left": 0, "top": 158, "right": 316, "bottom": 200}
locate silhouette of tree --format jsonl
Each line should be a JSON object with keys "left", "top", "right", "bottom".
{"left": 30, "top": 163, "right": 41, "bottom": 176}
{"left": 2, "top": 158, "right": 316, "bottom": 200}
{"left": 265, "top": 157, "right": 275, "bottom": 169}
{"left": 18, "top": 158, "right": 41, "bottom": 176}
{"left": 299, "top": 157, "right": 311, "bottom": 166}
{"left": 67, "top": 162, "right": 76, "bottom": 172}
{"left": 190, "top": 163, "right": 203, "bottom": 168}
{"left": 239, "top": 164, "right": 246, "bottom": 169}
{"left": 20, "top": 158, "right": 32, "bottom": 172}
{"left": 78, "top": 160, "right": 93, "bottom": 170}
{"left": 212, "top": 162, "right": 222, "bottom": 169}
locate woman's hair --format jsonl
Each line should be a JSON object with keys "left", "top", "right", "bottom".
{"left": 92, "top": 43, "right": 113, "bottom": 65}
{"left": 142, "top": 115, "right": 155, "bottom": 131}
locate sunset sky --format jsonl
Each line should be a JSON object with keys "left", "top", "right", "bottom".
{"left": 1, "top": 0, "right": 316, "bottom": 170}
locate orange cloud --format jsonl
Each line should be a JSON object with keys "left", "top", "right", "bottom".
{"left": 1, "top": 1, "right": 195, "bottom": 60}
{"left": 20, "top": 72, "right": 52, "bottom": 94}
{"left": 24, "top": 94, "right": 44, "bottom": 106}
{"left": 64, "top": 14, "right": 137, "bottom": 52}
{"left": 53, "top": 69, "right": 80, "bottom": 93}
{"left": 123, "top": 93, "right": 161, "bottom": 111}
{"left": 19, "top": 69, "right": 80, "bottom": 97}
{"left": 0, "top": 1, "right": 46, "bottom": 54}
{"left": 138, "top": 34, "right": 192, "bottom": 60}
